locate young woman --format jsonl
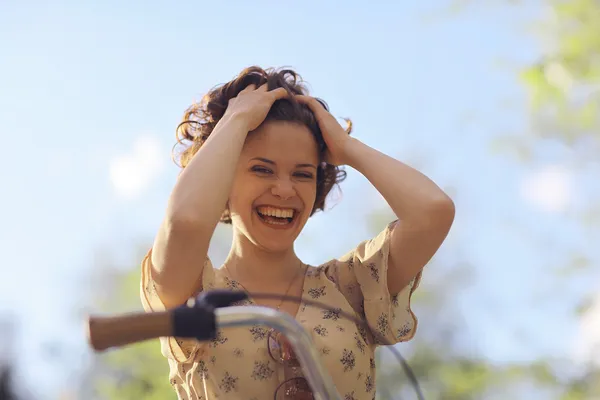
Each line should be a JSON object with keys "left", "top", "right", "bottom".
{"left": 140, "top": 67, "right": 455, "bottom": 399}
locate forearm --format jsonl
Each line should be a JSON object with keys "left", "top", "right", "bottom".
{"left": 345, "top": 138, "right": 453, "bottom": 222}
{"left": 294, "top": 93, "right": 454, "bottom": 294}
{"left": 150, "top": 115, "right": 249, "bottom": 307}
{"left": 345, "top": 138, "right": 454, "bottom": 294}
{"left": 167, "top": 114, "right": 248, "bottom": 228}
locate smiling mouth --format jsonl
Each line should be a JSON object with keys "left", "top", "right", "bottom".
{"left": 255, "top": 206, "right": 297, "bottom": 226}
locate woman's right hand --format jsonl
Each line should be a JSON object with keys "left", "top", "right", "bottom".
{"left": 224, "top": 83, "right": 290, "bottom": 132}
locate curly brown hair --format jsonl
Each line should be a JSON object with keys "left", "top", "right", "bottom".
{"left": 173, "top": 66, "right": 351, "bottom": 224}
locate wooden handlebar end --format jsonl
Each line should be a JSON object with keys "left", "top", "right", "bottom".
{"left": 86, "top": 311, "right": 174, "bottom": 352}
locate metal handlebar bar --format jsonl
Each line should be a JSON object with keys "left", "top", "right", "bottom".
{"left": 216, "top": 306, "right": 341, "bottom": 400}
{"left": 86, "top": 290, "right": 342, "bottom": 400}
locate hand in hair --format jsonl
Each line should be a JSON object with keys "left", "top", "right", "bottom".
{"left": 224, "top": 83, "right": 290, "bottom": 132}
{"left": 296, "top": 95, "right": 353, "bottom": 167}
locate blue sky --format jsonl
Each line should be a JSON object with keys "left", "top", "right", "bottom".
{"left": 1, "top": 1, "right": 599, "bottom": 398}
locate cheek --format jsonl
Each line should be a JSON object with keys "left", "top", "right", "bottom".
{"left": 300, "top": 182, "right": 318, "bottom": 210}
{"left": 228, "top": 181, "right": 249, "bottom": 210}
{"left": 228, "top": 176, "right": 266, "bottom": 209}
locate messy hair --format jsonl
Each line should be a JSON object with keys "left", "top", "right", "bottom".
{"left": 173, "top": 66, "right": 351, "bottom": 223}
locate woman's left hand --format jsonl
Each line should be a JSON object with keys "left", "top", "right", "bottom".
{"left": 295, "top": 95, "right": 353, "bottom": 166}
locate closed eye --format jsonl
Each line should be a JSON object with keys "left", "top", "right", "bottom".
{"left": 251, "top": 165, "right": 273, "bottom": 174}
{"left": 294, "top": 171, "right": 314, "bottom": 179}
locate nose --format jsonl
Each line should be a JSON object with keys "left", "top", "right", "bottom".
{"left": 271, "top": 178, "right": 295, "bottom": 200}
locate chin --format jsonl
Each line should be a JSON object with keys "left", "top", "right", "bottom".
{"left": 254, "top": 237, "right": 296, "bottom": 254}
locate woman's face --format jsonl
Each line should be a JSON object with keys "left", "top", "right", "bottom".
{"left": 228, "top": 120, "right": 320, "bottom": 253}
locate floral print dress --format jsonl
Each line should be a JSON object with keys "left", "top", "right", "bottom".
{"left": 140, "top": 222, "right": 421, "bottom": 400}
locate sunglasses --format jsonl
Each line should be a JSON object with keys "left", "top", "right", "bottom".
{"left": 267, "top": 329, "right": 315, "bottom": 400}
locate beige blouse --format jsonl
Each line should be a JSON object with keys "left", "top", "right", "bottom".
{"left": 140, "top": 222, "right": 421, "bottom": 400}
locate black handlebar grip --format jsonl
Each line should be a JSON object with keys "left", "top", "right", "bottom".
{"left": 171, "top": 290, "right": 249, "bottom": 341}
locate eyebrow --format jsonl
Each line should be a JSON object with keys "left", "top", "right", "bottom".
{"left": 250, "top": 157, "right": 317, "bottom": 170}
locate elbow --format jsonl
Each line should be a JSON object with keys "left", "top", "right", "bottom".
{"left": 423, "top": 195, "right": 455, "bottom": 228}
{"left": 435, "top": 194, "right": 455, "bottom": 216}
{"left": 436, "top": 197, "right": 455, "bottom": 229}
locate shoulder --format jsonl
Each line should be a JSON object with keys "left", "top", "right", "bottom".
{"left": 307, "top": 257, "right": 357, "bottom": 291}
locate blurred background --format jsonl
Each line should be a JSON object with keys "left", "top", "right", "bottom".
{"left": 1, "top": 0, "right": 599, "bottom": 399}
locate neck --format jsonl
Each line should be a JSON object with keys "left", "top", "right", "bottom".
{"left": 225, "top": 230, "right": 301, "bottom": 285}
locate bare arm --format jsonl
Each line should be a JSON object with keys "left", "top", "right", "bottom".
{"left": 343, "top": 139, "right": 455, "bottom": 294}
{"left": 151, "top": 114, "right": 248, "bottom": 309}
{"left": 296, "top": 95, "right": 455, "bottom": 295}
{"left": 151, "top": 84, "right": 288, "bottom": 309}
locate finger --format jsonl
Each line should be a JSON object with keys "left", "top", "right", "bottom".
{"left": 240, "top": 84, "right": 257, "bottom": 93}
{"left": 256, "top": 83, "right": 269, "bottom": 92}
{"left": 269, "top": 87, "right": 289, "bottom": 101}
{"left": 295, "top": 95, "right": 321, "bottom": 108}
{"left": 295, "top": 95, "right": 325, "bottom": 114}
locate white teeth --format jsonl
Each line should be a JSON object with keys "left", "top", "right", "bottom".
{"left": 263, "top": 219, "right": 288, "bottom": 225}
{"left": 256, "top": 206, "right": 294, "bottom": 219}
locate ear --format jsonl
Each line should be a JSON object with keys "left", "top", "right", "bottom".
{"left": 219, "top": 201, "right": 232, "bottom": 223}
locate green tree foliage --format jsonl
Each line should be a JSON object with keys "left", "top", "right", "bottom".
{"left": 369, "top": 208, "right": 600, "bottom": 399}
{"left": 520, "top": 0, "right": 600, "bottom": 143}
{"left": 89, "top": 252, "right": 175, "bottom": 400}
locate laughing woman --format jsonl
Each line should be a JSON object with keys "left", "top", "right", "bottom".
{"left": 140, "top": 66, "right": 455, "bottom": 400}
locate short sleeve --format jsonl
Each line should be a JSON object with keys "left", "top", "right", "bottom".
{"left": 328, "top": 221, "right": 421, "bottom": 345}
{"left": 139, "top": 249, "right": 214, "bottom": 363}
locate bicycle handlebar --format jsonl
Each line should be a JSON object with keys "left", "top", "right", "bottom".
{"left": 86, "top": 290, "right": 342, "bottom": 400}
{"left": 218, "top": 306, "right": 340, "bottom": 400}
